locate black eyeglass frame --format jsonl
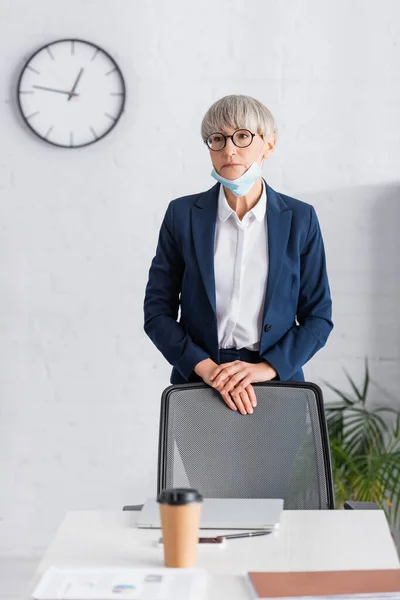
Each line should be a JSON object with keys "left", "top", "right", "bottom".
{"left": 204, "top": 129, "right": 259, "bottom": 151}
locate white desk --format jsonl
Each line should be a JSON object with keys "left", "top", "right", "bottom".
{"left": 27, "top": 510, "right": 399, "bottom": 600}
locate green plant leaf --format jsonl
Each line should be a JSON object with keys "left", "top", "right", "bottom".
{"left": 322, "top": 382, "right": 355, "bottom": 406}
{"left": 362, "top": 358, "right": 370, "bottom": 400}
{"left": 325, "top": 361, "right": 400, "bottom": 527}
{"left": 342, "top": 368, "right": 363, "bottom": 401}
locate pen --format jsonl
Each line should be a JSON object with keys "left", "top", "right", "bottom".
{"left": 218, "top": 530, "right": 273, "bottom": 541}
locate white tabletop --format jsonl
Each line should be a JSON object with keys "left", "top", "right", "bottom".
{"left": 26, "top": 510, "right": 399, "bottom": 600}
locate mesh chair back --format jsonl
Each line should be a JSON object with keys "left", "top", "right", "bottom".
{"left": 157, "top": 382, "right": 334, "bottom": 509}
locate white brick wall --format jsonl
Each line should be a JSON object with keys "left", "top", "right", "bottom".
{"left": 0, "top": 0, "right": 399, "bottom": 556}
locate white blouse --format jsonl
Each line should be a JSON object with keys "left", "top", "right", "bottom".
{"left": 214, "top": 181, "right": 269, "bottom": 351}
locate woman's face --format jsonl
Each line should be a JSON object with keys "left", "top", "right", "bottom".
{"left": 208, "top": 126, "right": 276, "bottom": 180}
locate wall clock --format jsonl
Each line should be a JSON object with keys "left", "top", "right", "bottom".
{"left": 17, "top": 39, "right": 126, "bottom": 148}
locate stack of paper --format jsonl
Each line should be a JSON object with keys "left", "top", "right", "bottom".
{"left": 32, "top": 567, "right": 207, "bottom": 600}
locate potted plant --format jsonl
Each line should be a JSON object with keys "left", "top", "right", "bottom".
{"left": 324, "top": 360, "right": 400, "bottom": 527}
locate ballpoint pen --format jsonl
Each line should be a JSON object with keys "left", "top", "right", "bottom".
{"left": 220, "top": 530, "right": 273, "bottom": 540}
{"left": 198, "top": 530, "right": 273, "bottom": 543}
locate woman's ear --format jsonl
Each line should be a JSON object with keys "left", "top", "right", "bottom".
{"left": 263, "top": 132, "right": 277, "bottom": 159}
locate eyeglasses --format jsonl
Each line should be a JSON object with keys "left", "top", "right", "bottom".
{"left": 204, "top": 129, "right": 258, "bottom": 151}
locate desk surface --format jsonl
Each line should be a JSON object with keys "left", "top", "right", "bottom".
{"left": 27, "top": 510, "right": 399, "bottom": 600}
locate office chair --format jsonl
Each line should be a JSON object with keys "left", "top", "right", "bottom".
{"left": 124, "top": 382, "right": 378, "bottom": 511}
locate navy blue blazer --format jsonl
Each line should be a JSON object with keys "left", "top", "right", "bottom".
{"left": 144, "top": 180, "right": 333, "bottom": 384}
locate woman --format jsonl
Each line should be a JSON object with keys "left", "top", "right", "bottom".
{"left": 144, "top": 95, "right": 333, "bottom": 416}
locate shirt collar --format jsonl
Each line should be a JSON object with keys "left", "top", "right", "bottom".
{"left": 217, "top": 180, "right": 267, "bottom": 223}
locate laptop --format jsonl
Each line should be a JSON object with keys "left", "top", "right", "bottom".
{"left": 135, "top": 498, "right": 284, "bottom": 530}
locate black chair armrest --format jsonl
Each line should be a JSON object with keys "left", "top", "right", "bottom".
{"left": 344, "top": 500, "right": 380, "bottom": 510}
{"left": 122, "top": 504, "right": 144, "bottom": 511}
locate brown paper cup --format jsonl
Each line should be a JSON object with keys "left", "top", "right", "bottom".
{"left": 157, "top": 488, "right": 203, "bottom": 568}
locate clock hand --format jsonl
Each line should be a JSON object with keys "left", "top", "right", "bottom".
{"left": 67, "top": 67, "right": 84, "bottom": 101}
{"left": 32, "top": 84, "right": 79, "bottom": 97}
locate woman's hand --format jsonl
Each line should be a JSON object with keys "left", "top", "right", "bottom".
{"left": 194, "top": 358, "right": 256, "bottom": 414}
{"left": 210, "top": 361, "right": 277, "bottom": 408}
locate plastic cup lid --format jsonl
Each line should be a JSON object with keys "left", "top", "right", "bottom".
{"left": 157, "top": 488, "right": 203, "bottom": 505}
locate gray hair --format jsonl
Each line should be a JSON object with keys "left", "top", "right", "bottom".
{"left": 201, "top": 95, "right": 277, "bottom": 141}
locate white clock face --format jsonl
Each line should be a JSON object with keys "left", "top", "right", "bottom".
{"left": 17, "top": 39, "right": 126, "bottom": 148}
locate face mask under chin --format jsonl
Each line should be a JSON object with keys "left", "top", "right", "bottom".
{"left": 211, "top": 159, "right": 263, "bottom": 197}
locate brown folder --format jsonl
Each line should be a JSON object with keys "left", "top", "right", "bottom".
{"left": 248, "top": 569, "right": 400, "bottom": 599}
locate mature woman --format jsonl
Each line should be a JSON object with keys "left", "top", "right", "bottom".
{"left": 144, "top": 95, "right": 333, "bottom": 416}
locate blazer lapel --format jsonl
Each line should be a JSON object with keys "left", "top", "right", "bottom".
{"left": 191, "top": 180, "right": 292, "bottom": 321}
{"left": 263, "top": 181, "right": 293, "bottom": 320}
{"left": 192, "top": 183, "right": 219, "bottom": 314}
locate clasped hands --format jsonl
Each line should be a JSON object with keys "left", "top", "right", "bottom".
{"left": 194, "top": 358, "right": 277, "bottom": 415}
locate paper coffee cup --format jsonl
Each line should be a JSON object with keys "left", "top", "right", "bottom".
{"left": 157, "top": 488, "right": 203, "bottom": 568}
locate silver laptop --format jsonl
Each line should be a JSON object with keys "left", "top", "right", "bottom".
{"left": 135, "top": 498, "right": 284, "bottom": 530}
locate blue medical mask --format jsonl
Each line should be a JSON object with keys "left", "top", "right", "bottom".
{"left": 210, "top": 146, "right": 266, "bottom": 197}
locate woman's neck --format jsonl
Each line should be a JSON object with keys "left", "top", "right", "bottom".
{"left": 223, "top": 178, "right": 263, "bottom": 221}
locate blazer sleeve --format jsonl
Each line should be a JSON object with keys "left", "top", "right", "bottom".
{"left": 260, "top": 205, "right": 333, "bottom": 380}
{"left": 143, "top": 201, "right": 210, "bottom": 380}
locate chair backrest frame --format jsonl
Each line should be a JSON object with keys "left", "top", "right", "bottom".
{"left": 157, "top": 381, "right": 335, "bottom": 509}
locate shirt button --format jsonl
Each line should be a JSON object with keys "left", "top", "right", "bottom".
{"left": 264, "top": 324, "right": 272, "bottom": 333}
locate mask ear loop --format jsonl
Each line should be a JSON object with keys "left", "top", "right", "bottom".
{"left": 234, "top": 134, "right": 267, "bottom": 176}
{"left": 256, "top": 134, "right": 268, "bottom": 168}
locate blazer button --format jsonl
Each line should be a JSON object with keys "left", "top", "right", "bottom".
{"left": 264, "top": 324, "right": 272, "bottom": 333}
